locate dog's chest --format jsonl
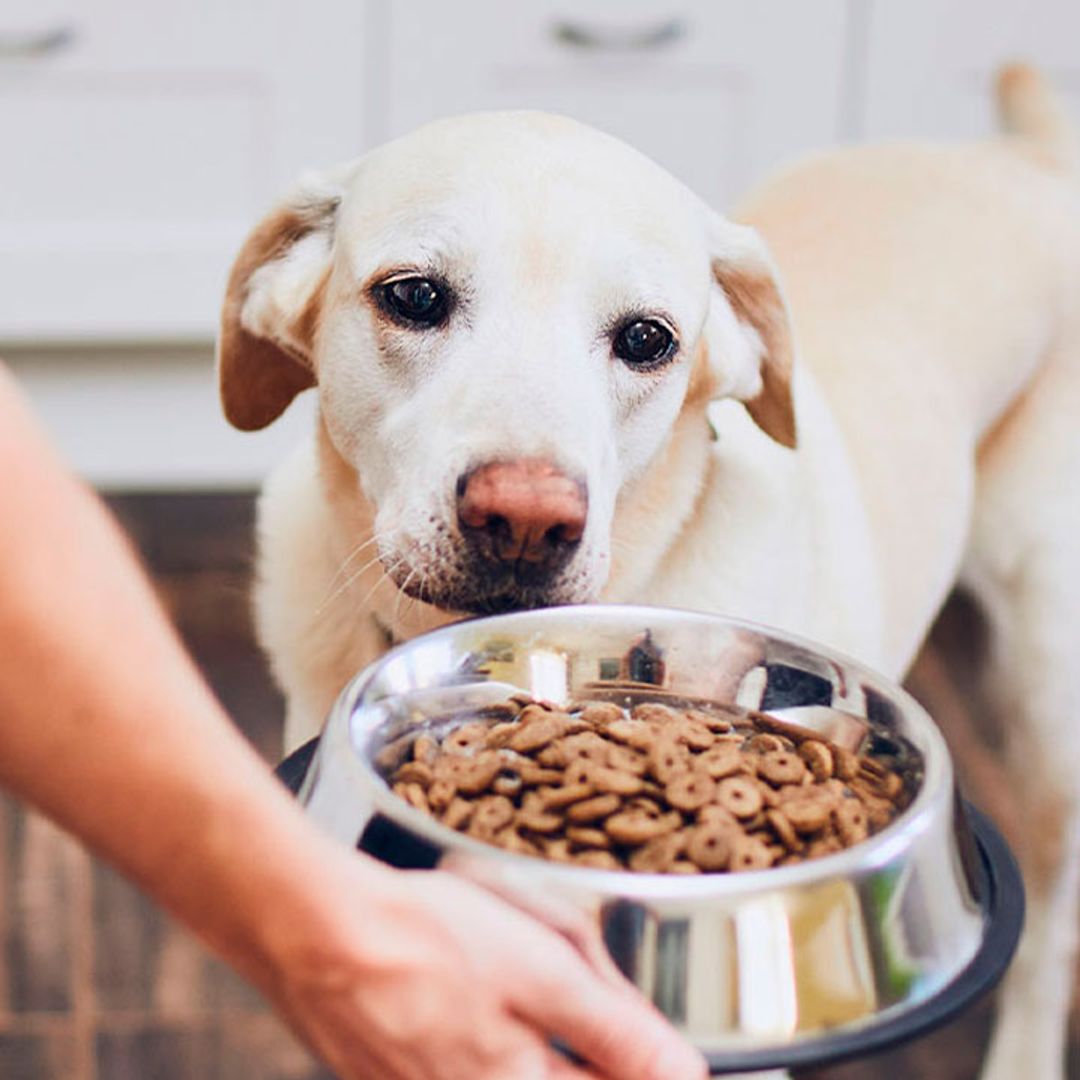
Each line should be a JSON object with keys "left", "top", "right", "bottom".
{"left": 633, "top": 398, "right": 886, "bottom": 671}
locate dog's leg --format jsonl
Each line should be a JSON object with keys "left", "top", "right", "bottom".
{"left": 975, "top": 564, "right": 1080, "bottom": 1080}
{"left": 965, "top": 354, "right": 1080, "bottom": 1080}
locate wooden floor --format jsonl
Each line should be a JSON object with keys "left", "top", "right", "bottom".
{"left": 0, "top": 493, "right": 1074, "bottom": 1079}
{"left": 0, "top": 495, "right": 331, "bottom": 1080}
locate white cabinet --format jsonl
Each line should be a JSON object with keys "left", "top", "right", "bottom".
{"left": 8, "top": 0, "right": 1080, "bottom": 489}
{"left": 375, "top": 0, "right": 850, "bottom": 213}
{"left": 7, "top": 0, "right": 1079, "bottom": 351}
{"left": 860, "top": 0, "right": 1080, "bottom": 140}
{"left": 1, "top": 0, "right": 851, "bottom": 351}
{"left": 0, "top": 0, "right": 369, "bottom": 343}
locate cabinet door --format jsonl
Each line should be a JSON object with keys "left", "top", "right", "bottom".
{"left": 861, "top": 0, "right": 1080, "bottom": 140}
{"left": 0, "top": 0, "right": 367, "bottom": 343}
{"left": 374, "top": 0, "right": 849, "bottom": 213}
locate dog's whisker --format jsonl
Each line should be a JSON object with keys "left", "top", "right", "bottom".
{"left": 328, "top": 534, "right": 378, "bottom": 579}
{"left": 312, "top": 557, "right": 382, "bottom": 618}
{"left": 354, "top": 556, "right": 409, "bottom": 617}
{"left": 397, "top": 580, "right": 416, "bottom": 626}
{"left": 392, "top": 568, "right": 417, "bottom": 630}
{"left": 315, "top": 552, "right": 376, "bottom": 614}
{"left": 317, "top": 533, "right": 388, "bottom": 606}
{"left": 401, "top": 570, "right": 431, "bottom": 626}
{"left": 313, "top": 548, "right": 399, "bottom": 620}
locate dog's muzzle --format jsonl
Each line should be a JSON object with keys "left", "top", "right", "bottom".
{"left": 453, "top": 458, "right": 587, "bottom": 604}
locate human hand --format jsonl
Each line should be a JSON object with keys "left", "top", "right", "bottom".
{"left": 260, "top": 854, "right": 707, "bottom": 1080}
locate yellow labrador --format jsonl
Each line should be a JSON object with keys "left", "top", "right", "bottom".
{"left": 218, "top": 65, "right": 1080, "bottom": 1079}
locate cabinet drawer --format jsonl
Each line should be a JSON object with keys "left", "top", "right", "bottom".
{"left": 0, "top": 0, "right": 368, "bottom": 342}
{"left": 374, "top": 0, "right": 849, "bottom": 213}
{"left": 861, "top": 0, "right": 1080, "bottom": 140}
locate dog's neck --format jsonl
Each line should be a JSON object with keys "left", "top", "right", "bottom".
{"left": 603, "top": 399, "right": 716, "bottom": 602}
{"left": 602, "top": 340, "right": 726, "bottom": 603}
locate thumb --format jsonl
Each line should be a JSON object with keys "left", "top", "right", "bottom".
{"left": 509, "top": 936, "right": 707, "bottom": 1080}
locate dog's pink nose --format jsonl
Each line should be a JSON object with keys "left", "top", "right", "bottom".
{"left": 457, "top": 460, "right": 587, "bottom": 566}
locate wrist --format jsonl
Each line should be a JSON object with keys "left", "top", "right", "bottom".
{"left": 217, "top": 796, "right": 397, "bottom": 993}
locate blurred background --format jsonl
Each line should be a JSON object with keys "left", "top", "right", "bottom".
{"left": 1, "top": 1, "right": 1078, "bottom": 1077}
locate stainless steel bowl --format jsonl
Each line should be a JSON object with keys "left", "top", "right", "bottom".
{"left": 287, "top": 605, "right": 1022, "bottom": 1073}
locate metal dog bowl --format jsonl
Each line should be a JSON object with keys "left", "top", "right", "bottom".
{"left": 280, "top": 605, "right": 1023, "bottom": 1074}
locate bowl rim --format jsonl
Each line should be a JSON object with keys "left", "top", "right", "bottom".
{"left": 325, "top": 603, "right": 956, "bottom": 897}
{"left": 282, "top": 722, "right": 1021, "bottom": 1068}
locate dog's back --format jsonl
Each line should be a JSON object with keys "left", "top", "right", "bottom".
{"left": 738, "top": 65, "right": 1080, "bottom": 1080}
{"left": 733, "top": 64, "right": 1080, "bottom": 673}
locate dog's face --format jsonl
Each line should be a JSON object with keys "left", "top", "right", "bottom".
{"left": 219, "top": 113, "right": 795, "bottom": 616}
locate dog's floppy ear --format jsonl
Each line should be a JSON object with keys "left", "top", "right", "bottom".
{"left": 705, "top": 217, "right": 797, "bottom": 449}
{"left": 217, "top": 166, "right": 355, "bottom": 431}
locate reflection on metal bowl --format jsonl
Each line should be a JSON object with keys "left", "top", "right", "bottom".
{"left": 281, "top": 605, "right": 1023, "bottom": 1074}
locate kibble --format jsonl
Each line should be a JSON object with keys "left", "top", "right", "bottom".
{"left": 387, "top": 693, "right": 910, "bottom": 873}
{"left": 716, "top": 776, "right": 764, "bottom": 819}
{"left": 758, "top": 750, "right": 808, "bottom": 786}
{"left": 665, "top": 772, "right": 716, "bottom": 812}
{"left": 687, "top": 823, "right": 734, "bottom": 870}
{"left": 566, "top": 793, "right": 622, "bottom": 823}
{"left": 799, "top": 740, "right": 834, "bottom": 780}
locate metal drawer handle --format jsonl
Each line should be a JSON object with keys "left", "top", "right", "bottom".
{"left": 0, "top": 25, "right": 77, "bottom": 60}
{"left": 552, "top": 17, "right": 685, "bottom": 51}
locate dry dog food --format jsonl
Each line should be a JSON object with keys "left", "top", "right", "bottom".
{"left": 384, "top": 694, "right": 911, "bottom": 874}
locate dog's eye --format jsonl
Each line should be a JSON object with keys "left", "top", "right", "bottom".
{"left": 613, "top": 319, "right": 676, "bottom": 368}
{"left": 381, "top": 277, "right": 448, "bottom": 326}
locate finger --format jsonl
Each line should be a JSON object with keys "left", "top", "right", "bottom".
{"left": 477, "top": 1030, "right": 602, "bottom": 1080}
{"left": 544, "top": 1045, "right": 603, "bottom": 1079}
{"left": 552, "top": 914, "right": 628, "bottom": 991}
{"left": 510, "top": 940, "right": 707, "bottom": 1080}
{"left": 440, "top": 854, "right": 628, "bottom": 989}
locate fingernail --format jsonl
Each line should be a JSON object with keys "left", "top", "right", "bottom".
{"left": 651, "top": 1042, "right": 707, "bottom": 1080}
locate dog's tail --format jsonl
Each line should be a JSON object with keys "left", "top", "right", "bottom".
{"left": 996, "top": 62, "right": 1080, "bottom": 173}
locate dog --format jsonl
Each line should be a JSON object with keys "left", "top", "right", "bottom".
{"left": 217, "top": 65, "right": 1080, "bottom": 1078}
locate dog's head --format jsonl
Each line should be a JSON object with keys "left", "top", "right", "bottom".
{"left": 218, "top": 112, "right": 796, "bottom": 617}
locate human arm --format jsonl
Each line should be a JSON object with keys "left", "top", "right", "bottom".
{"left": 0, "top": 366, "right": 705, "bottom": 1080}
